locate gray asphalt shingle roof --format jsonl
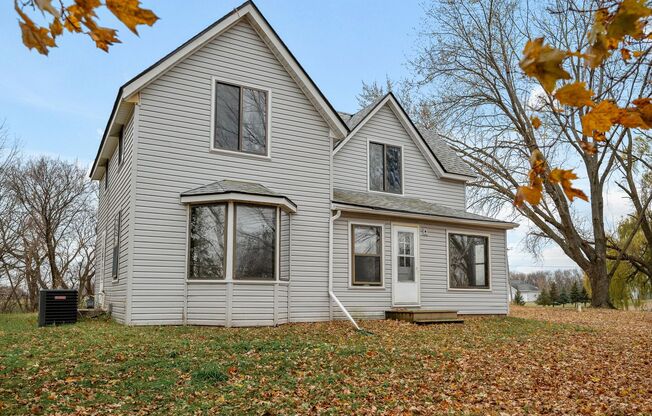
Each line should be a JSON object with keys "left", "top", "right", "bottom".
{"left": 181, "top": 179, "right": 281, "bottom": 197}
{"left": 333, "top": 188, "right": 514, "bottom": 225}
{"left": 418, "top": 129, "right": 475, "bottom": 177}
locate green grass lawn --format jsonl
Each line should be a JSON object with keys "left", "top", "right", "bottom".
{"left": 0, "top": 310, "right": 649, "bottom": 415}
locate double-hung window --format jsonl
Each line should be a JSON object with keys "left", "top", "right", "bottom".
{"left": 214, "top": 81, "right": 268, "bottom": 156}
{"left": 351, "top": 224, "right": 383, "bottom": 286}
{"left": 188, "top": 203, "right": 278, "bottom": 281}
{"left": 448, "top": 233, "right": 490, "bottom": 289}
{"left": 369, "top": 142, "right": 402, "bottom": 193}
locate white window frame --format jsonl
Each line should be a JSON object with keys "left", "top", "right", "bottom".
{"left": 209, "top": 76, "right": 272, "bottom": 160}
{"left": 445, "top": 229, "right": 492, "bottom": 292}
{"left": 348, "top": 220, "right": 386, "bottom": 289}
{"left": 185, "top": 201, "right": 283, "bottom": 284}
{"left": 366, "top": 138, "right": 404, "bottom": 196}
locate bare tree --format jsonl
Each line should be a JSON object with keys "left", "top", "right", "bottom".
{"left": 408, "top": 0, "right": 651, "bottom": 307}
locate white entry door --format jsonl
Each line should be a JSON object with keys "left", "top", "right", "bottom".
{"left": 392, "top": 225, "right": 420, "bottom": 306}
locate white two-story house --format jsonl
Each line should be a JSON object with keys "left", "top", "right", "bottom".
{"left": 89, "top": 1, "right": 517, "bottom": 326}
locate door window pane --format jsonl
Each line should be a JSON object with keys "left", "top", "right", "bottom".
{"left": 448, "top": 234, "right": 489, "bottom": 289}
{"left": 189, "top": 204, "right": 226, "bottom": 279}
{"left": 242, "top": 88, "right": 267, "bottom": 154}
{"left": 369, "top": 143, "right": 384, "bottom": 191}
{"left": 351, "top": 224, "right": 383, "bottom": 286}
{"left": 214, "top": 83, "right": 240, "bottom": 151}
{"left": 398, "top": 256, "right": 414, "bottom": 282}
{"left": 235, "top": 205, "right": 276, "bottom": 280}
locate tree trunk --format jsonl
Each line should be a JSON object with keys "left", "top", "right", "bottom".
{"left": 588, "top": 263, "right": 613, "bottom": 308}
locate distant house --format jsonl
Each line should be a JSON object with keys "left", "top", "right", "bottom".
{"left": 89, "top": 1, "right": 518, "bottom": 327}
{"left": 510, "top": 280, "right": 541, "bottom": 303}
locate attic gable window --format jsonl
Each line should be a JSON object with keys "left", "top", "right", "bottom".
{"left": 213, "top": 81, "right": 268, "bottom": 156}
{"left": 369, "top": 142, "right": 402, "bottom": 194}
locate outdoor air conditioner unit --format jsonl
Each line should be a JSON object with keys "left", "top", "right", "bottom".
{"left": 38, "top": 289, "right": 78, "bottom": 327}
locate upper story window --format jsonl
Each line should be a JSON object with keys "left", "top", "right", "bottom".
{"left": 104, "top": 163, "right": 109, "bottom": 190}
{"left": 214, "top": 81, "right": 268, "bottom": 156}
{"left": 369, "top": 142, "right": 402, "bottom": 194}
{"left": 448, "top": 233, "right": 490, "bottom": 290}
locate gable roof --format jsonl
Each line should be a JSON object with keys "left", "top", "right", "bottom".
{"left": 333, "top": 93, "right": 476, "bottom": 181}
{"left": 418, "top": 129, "right": 475, "bottom": 177}
{"left": 90, "top": 0, "right": 349, "bottom": 179}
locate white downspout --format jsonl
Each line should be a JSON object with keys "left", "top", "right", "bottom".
{"left": 328, "top": 209, "right": 361, "bottom": 331}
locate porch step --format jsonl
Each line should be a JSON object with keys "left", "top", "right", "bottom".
{"left": 385, "top": 309, "right": 464, "bottom": 324}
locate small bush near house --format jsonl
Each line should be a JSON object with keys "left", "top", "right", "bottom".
{"left": 513, "top": 290, "right": 526, "bottom": 306}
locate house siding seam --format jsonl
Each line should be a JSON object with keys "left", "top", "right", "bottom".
{"left": 94, "top": 109, "right": 135, "bottom": 324}
{"left": 333, "top": 105, "right": 466, "bottom": 210}
{"left": 130, "top": 19, "right": 332, "bottom": 324}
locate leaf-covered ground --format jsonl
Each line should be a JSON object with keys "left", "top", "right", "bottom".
{"left": 0, "top": 307, "right": 650, "bottom": 415}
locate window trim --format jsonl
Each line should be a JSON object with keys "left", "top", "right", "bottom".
{"left": 366, "top": 139, "right": 404, "bottom": 195}
{"left": 209, "top": 76, "right": 272, "bottom": 160}
{"left": 348, "top": 220, "right": 385, "bottom": 288}
{"left": 186, "top": 203, "right": 229, "bottom": 281}
{"left": 185, "top": 201, "right": 282, "bottom": 283}
{"left": 445, "top": 229, "right": 492, "bottom": 292}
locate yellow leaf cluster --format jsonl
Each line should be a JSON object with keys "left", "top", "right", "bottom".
{"left": 530, "top": 116, "right": 542, "bottom": 130}
{"left": 587, "top": 0, "right": 652, "bottom": 67}
{"left": 554, "top": 82, "right": 595, "bottom": 108}
{"left": 15, "top": 0, "right": 159, "bottom": 55}
{"left": 519, "top": 38, "right": 571, "bottom": 93}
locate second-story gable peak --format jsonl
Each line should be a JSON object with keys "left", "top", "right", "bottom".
{"left": 90, "top": 0, "right": 348, "bottom": 180}
{"left": 333, "top": 93, "right": 476, "bottom": 182}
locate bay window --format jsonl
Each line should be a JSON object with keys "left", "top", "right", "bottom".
{"left": 188, "top": 204, "right": 227, "bottom": 280}
{"left": 234, "top": 204, "right": 276, "bottom": 280}
{"left": 448, "top": 233, "right": 490, "bottom": 289}
{"left": 187, "top": 202, "right": 279, "bottom": 281}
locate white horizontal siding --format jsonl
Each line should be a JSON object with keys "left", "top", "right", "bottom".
{"left": 130, "top": 19, "right": 331, "bottom": 324}
{"left": 332, "top": 214, "right": 509, "bottom": 319}
{"left": 95, "top": 111, "right": 134, "bottom": 324}
{"left": 333, "top": 105, "right": 466, "bottom": 209}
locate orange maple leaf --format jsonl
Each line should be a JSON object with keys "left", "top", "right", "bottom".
{"left": 105, "top": 0, "right": 158, "bottom": 35}
{"left": 581, "top": 100, "right": 620, "bottom": 136}
{"left": 554, "top": 82, "right": 595, "bottom": 107}
{"left": 520, "top": 38, "right": 571, "bottom": 93}
{"left": 531, "top": 116, "right": 542, "bottom": 129}
{"left": 549, "top": 168, "right": 589, "bottom": 202}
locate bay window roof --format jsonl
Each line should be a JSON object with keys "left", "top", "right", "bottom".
{"left": 180, "top": 179, "right": 297, "bottom": 213}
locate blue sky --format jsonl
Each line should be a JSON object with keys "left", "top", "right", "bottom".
{"left": 0, "top": 0, "right": 422, "bottom": 162}
{"left": 0, "top": 0, "right": 599, "bottom": 273}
